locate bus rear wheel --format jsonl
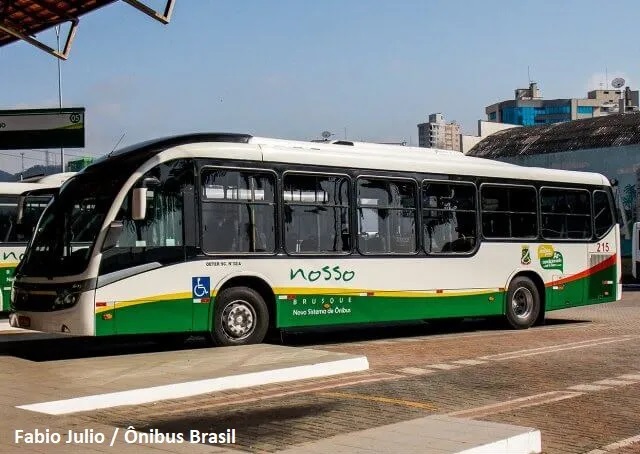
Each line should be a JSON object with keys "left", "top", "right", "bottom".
{"left": 211, "top": 287, "right": 269, "bottom": 346}
{"left": 505, "top": 276, "right": 540, "bottom": 329}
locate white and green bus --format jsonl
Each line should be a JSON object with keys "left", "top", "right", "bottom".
{"left": 10, "top": 134, "right": 620, "bottom": 344}
{"left": 0, "top": 173, "right": 75, "bottom": 312}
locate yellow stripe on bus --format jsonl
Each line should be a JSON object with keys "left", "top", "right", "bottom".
{"left": 273, "top": 287, "right": 499, "bottom": 298}
{"left": 95, "top": 286, "right": 501, "bottom": 314}
{"left": 0, "top": 262, "right": 19, "bottom": 268}
{"left": 95, "top": 291, "right": 193, "bottom": 313}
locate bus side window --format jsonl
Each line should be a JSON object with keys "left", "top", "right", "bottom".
{"left": 541, "top": 188, "right": 591, "bottom": 240}
{"left": 357, "top": 178, "right": 417, "bottom": 255}
{"left": 481, "top": 185, "right": 536, "bottom": 239}
{"left": 201, "top": 169, "right": 276, "bottom": 254}
{"left": 422, "top": 182, "right": 476, "bottom": 254}
{"left": 594, "top": 190, "right": 614, "bottom": 238}
{"left": 283, "top": 173, "right": 350, "bottom": 254}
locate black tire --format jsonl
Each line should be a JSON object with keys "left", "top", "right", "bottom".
{"left": 210, "top": 286, "right": 269, "bottom": 346}
{"left": 505, "top": 276, "right": 541, "bottom": 329}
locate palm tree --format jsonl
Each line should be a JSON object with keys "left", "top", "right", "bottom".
{"left": 622, "top": 184, "right": 636, "bottom": 211}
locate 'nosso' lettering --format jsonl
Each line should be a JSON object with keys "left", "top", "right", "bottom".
{"left": 290, "top": 265, "right": 355, "bottom": 282}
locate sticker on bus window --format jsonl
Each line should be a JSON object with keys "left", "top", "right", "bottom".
{"left": 192, "top": 277, "right": 210, "bottom": 303}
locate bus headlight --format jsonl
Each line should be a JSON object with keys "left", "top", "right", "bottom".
{"left": 54, "top": 291, "right": 79, "bottom": 309}
{"left": 63, "top": 293, "right": 77, "bottom": 306}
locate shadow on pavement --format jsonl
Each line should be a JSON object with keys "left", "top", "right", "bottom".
{"left": 1, "top": 317, "right": 591, "bottom": 361}
{"left": 0, "top": 334, "right": 211, "bottom": 362}
{"left": 277, "top": 317, "right": 591, "bottom": 347}
{"left": 106, "top": 401, "right": 339, "bottom": 451}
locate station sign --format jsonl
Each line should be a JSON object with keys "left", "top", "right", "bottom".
{"left": 0, "top": 107, "right": 85, "bottom": 150}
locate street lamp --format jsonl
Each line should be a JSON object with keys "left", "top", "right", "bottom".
{"left": 56, "top": 25, "right": 64, "bottom": 171}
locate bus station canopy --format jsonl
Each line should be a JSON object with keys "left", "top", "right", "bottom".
{"left": 0, "top": 0, "right": 174, "bottom": 59}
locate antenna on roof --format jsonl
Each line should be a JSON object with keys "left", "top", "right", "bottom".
{"left": 527, "top": 66, "right": 531, "bottom": 84}
{"left": 109, "top": 132, "right": 126, "bottom": 156}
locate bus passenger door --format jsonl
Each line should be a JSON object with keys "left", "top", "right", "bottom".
{"left": 99, "top": 159, "right": 195, "bottom": 335}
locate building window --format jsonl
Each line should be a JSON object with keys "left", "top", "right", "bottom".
{"left": 283, "top": 174, "right": 350, "bottom": 254}
{"left": 481, "top": 185, "right": 537, "bottom": 238}
{"left": 357, "top": 178, "right": 417, "bottom": 254}
{"left": 201, "top": 169, "right": 276, "bottom": 253}
{"left": 540, "top": 188, "right": 592, "bottom": 240}
{"left": 577, "top": 106, "right": 594, "bottom": 115}
{"left": 488, "top": 112, "right": 497, "bottom": 120}
{"left": 423, "top": 182, "right": 477, "bottom": 253}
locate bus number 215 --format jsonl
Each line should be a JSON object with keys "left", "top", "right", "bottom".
{"left": 596, "top": 242, "right": 610, "bottom": 252}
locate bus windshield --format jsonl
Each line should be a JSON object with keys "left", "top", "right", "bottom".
{"left": 0, "top": 196, "right": 18, "bottom": 242}
{"left": 0, "top": 193, "right": 52, "bottom": 243}
{"left": 17, "top": 173, "right": 124, "bottom": 277}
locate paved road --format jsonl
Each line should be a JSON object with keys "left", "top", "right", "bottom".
{"left": 72, "top": 295, "right": 640, "bottom": 453}
{"left": 4, "top": 294, "right": 640, "bottom": 453}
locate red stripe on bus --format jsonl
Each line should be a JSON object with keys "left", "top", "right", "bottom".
{"left": 545, "top": 254, "right": 617, "bottom": 287}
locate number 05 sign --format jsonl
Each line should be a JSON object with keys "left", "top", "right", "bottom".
{"left": 0, "top": 107, "right": 85, "bottom": 149}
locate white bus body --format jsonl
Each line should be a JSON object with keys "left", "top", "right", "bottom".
{"left": 10, "top": 135, "right": 620, "bottom": 344}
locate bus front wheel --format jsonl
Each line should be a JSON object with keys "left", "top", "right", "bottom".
{"left": 505, "top": 276, "right": 540, "bottom": 329}
{"left": 211, "top": 287, "right": 269, "bottom": 346}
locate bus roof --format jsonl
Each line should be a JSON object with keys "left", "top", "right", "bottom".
{"left": 0, "top": 182, "right": 52, "bottom": 196}
{"left": 0, "top": 172, "right": 76, "bottom": 196}
{"left": 35, "top": 172, "right": 76, "bottom": 186}
{"left": 95, "top": 133, "right": 611, "bottom": 187}
{"left": 219, "top": 135, "right": 610, "bottom": 186}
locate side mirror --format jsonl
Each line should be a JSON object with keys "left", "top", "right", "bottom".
{"left": 143, "top": 176, "right": 161, "bottom": 188}
{"left": 132, "top": 188, "right": 147, "bottom": 221}
{"left": 102, "top": 220, "right": 124, "bottom": 251}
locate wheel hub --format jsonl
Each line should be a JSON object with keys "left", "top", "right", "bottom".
{"left": 221, "top": 300, "right": 256, "bottom": 340}
{"left": 511, "top": 287, "right": 533, "bottom": 319}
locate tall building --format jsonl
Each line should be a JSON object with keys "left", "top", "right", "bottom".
{"left": 417, "top": 113, "right": 461, "bottom": 151}
{"left": 485, "top": 82, "right": 639, "bottom": 126}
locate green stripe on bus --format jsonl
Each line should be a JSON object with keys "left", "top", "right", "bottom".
{"left": 275, "top": 291, "right": 505, "bottom": 328}
{"left": 93, "top": 262, "right": 616, "bottom": 335}
{"left": 95, "top": 297, "right": 210, "bottom": 336}
{"left": 0, "top": 266, "right": 15, "bottom": 312}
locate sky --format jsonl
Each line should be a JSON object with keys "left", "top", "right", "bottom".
{"left": 1, "top": 0, "right": 640, "bottom": 173}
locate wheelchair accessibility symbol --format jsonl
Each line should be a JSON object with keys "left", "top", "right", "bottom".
{"left": 192, "top": 277, "right": 210, "bottom": 303}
